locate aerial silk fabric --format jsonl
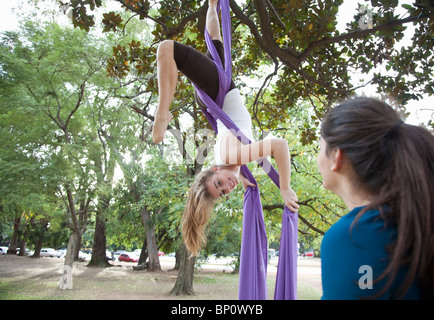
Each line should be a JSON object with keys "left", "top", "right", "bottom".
{"left": 194, "top": 0, "right": 298, "bottom": 300}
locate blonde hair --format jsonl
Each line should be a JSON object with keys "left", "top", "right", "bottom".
{"left": 182, "top": 169, "right": 216, "bottom": 256}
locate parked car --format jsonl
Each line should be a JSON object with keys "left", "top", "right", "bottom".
{"left": 16, "top": 248, "right": 32, "bottom": 256}
{"left": 113, "top": 250, "right": 126, "bottom": 260}
{"left": 57, "top": 249, "right": 67, "bottom": 258}
{"left": 106, "top": 250, "right": 115, "bottom": 260}
{"left": 0, "top": 246, "right": 8, "bottom": 255}
{"left": 302, "top": 250, "right": 314, "bottom": 258}
{"left": 132, "top": 249, "right": 164, "bottom": 256}
{"left": 78, "top": 251, "right": 91, "bottom": 260}
{"left": 118, "top": 252, "right": 139, "bottom": 262}
{"left": 40, "top": 248, "right": 62, "bottom": 258}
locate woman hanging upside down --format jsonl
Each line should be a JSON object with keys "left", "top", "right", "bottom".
{"left": 152, "top": 0, "right": 298, "bottom": 256}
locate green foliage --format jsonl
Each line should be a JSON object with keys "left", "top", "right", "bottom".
{"left": 102, "top": 12, "right": 123, "bottom": 32}
{"left": 0, "top": 16, "right": 130, "bottom": 251}
{"left": 71, "top": 0, "right": 431, "bottom": 141}
{"left": 107, "top": 40, "right": 155, "bottom": 78}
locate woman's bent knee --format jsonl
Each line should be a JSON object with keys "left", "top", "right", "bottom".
{"left": 157, "top": 40, "right": 174, "bottom": 59}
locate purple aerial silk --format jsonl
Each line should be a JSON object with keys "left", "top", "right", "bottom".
{"left": 194, "top": 0, "right": 298, "bottom": 300}
{"left": 274, "top": 207, "right": 298, "bottom": 300}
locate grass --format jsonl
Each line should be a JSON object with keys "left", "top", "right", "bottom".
{"left": 0, "top": 272, "right": 321, "bottom": 300}
{"left": 0, "top": 255, "right": 322, "bottom": 300}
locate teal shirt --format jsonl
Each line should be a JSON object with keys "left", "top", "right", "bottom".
{"left": 321, "top": 206, "right": 421, "bottom": 299}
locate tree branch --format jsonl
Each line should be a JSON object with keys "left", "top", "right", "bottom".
{"left": 263, "top": 200, "right": 325, "bottom": 235}
{"left": 253, "top": 0, "right": 299, "bottom": 65}
{"left": 297, "top": 13, "right": 431, "bottom": 62}
{"left": 229, "top": 0, "right": 276, "bottom": 61}
{"left": 65, "top": 82, "right": 86, "bottom": 130}
{"left": 264, "top": 0, "right": 285, "bottom": 30}
{"left": 116, "top": 0, "right": 205, "bottom": 39}
{"left": 251, "top": 60, "right": 280, "bottom": 130}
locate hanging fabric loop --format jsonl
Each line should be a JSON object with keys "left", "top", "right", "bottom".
{"left": 194, "top": 0, "right": 298, "bottom": 300}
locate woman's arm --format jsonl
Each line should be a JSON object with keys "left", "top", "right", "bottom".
{"left": 220, "top": 134, "right": 299, "bottom": 212}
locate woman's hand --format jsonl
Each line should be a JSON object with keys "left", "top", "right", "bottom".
{"left": 239, "top": 173, "right": 256, "bottom": 190}
{"left": 280, "top": 187, "right": 299, "bottom": 213}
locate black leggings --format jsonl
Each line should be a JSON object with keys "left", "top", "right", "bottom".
{"left": 173, "top": 40, "right": 236, "bottom": 104}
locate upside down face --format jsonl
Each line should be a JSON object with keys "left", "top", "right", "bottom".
{"left": 206, "top": 167, "right": 239, "bottom": 199}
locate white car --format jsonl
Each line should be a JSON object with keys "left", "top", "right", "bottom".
{"left": 0, "top": 246, "right": 8, "bottom": 255}
{"left": 57, "top": 249, "right": 67, "bottom": 258}
{"left": 78, "top": 251, "right": 90, "bottom": 260}
{"left": 40, "top": 248, "right": 62, "bottom": 258}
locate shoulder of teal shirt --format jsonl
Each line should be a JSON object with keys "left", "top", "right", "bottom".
{"left": 320, "top": 206, "right": 421, "bottom": 300}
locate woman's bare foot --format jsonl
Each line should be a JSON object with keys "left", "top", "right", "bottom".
{"left": 152, "top": 112, "right": 173, "bottom": 144}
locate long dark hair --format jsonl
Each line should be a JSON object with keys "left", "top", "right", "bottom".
{"left": 321, "top": 97, "right": 434, "bottom": 299}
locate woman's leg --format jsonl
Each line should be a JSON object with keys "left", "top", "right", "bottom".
{"left": 153, "top": 0, "right": 221, "bottom": 144}
{"left": 152, "top": 40, "right": 176, "bottom": 144}
{"left": 152, "top": 0, "right": 228, "bottom": 144}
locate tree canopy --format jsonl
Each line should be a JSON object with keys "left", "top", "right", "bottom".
{"left": 62, "top": 0, "right": 433, "bottom": 131}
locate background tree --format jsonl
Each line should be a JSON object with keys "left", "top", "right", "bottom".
{"left": 0, "top": 19, "right": 121, "bottom": 269}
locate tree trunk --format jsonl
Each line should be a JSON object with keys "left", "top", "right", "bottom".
{"left": 32, "top": 235, "right": 43, "bottom": 258}
{"left": 17, "top": 219, "right": 31, "bottom": 256}
{"left": 60, "top": 231, "right": 78, "bottom": 290}
{"left": 140, "top": 207, "right": 161, "bottom": 272}
{"left": 170, "top": 243, "right": 196, "bottom": 296}
{"left": 88, "top": 147, "right": 115, "bottom": 268}
{"left": 87, "top": 213, "right": 110, "bottom": 267}
{"left": 146, "top": 224, "right": 161, "bottom": 271}
{"left": 64, "top": 186, "right": 90, "bottom": 262}
{"left": 31, "top": 219, "right": 48, "bottom": 258}
{"left": 138, "top": 237, "right": 148, "bottom": 265}
{"left": 64, "top": 231, "right": 79, "bottom": 268}
{"left": 7, "top": 217, "right": 21, "bottom": 255}
{"left": 172, "top": 245, "right": 182, "bottom": 271}
{"left": 73, "top": 233, "right": 82, "bottom": 261}
{"left": 133, "top": 238, "right": 148, "bottom": 271}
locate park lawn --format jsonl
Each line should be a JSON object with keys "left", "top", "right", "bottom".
{"left": 0, "top": 255, "right": 322, "bottom": 300}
